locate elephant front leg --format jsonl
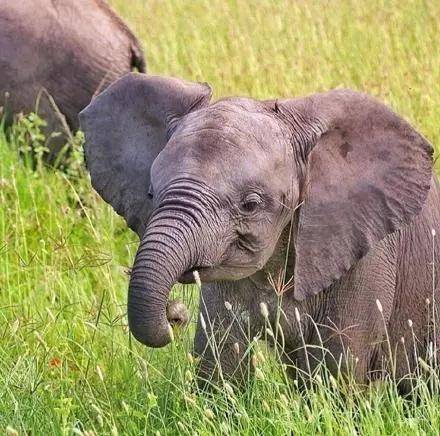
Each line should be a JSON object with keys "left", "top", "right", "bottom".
{"left": 193, "top": 282, "right": 261, "bottom": 389}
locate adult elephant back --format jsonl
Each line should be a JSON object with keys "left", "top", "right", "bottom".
{"left": 0, "top": 0, "right": 146, "bottom": 162}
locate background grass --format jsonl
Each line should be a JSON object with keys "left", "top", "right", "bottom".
{"left": 1, "top": 0, "right": 440, "bottom": 434}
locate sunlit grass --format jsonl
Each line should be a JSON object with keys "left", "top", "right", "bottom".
{"left": 1, "top": 0, "right": 440, "bottom": 434}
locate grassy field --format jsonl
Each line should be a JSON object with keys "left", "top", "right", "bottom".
{"left": 1, "top": 0, "right": 440, "bottom": 434}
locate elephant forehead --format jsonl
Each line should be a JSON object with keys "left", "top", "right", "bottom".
{"left": 164, "top": 127, "right": 289, "bottom": 180}
{"left": 175, "top": 99, "right": 286, "bottom": 151}
{"left": 151, "top": 100, "right": 293, "bottom": 193}
{"left": 160, "top": 133, "right": 269, "bottom": 182}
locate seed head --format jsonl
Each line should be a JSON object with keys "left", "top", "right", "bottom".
{"left": 432, "top": 228, "right": 436, "bottom": 237}
{"left": 184, "top": 394, "right": 196, "bottom": 406}
{"left": 224, "top": 301, "right": 233, "bottom": 311}
{"left": 167, "top": 323, "right": 174, "bottom": 342}
{"left": 233, "top": 342, "right": 240, "bottom": 355}
{"left": 187, "top": 352, "right": 195, "bottom": 364}
{"left": 193, "top": 270, "right": 202, "bottom": 288}
{"left": 255, "top": 368, "right": 265, "bottom": 380}
{"left": 329, "top": 375, "right": 338, "bottom": 389}
{"left": 200, "top": 313, "right": 207, "bottom": 330}
{"left": 418, "top": 357, "right": 431, "bottom": 373}
{"left": 315, "top": 374, "right": 323, "bottom": 385}
{"left": 6, "top": 427, "right": 18, "bottom": 436}
{"left": 375, "top": 299, "right": 383, "bottom": 313}
{"left": 96, "top": 414, "right": 104, "bottom": 428}
{"left": 256, "top": 350, "right": 266, "bottom": 363}
{"left": 251, "top": 354, "right": 258, "bottom": 368}
{"left": 259, "top": 302, "right": 269, "bottom": 319}
{"left": 408, "top": 319, "right": 413, "bottom": 328}
{"left": 204, "top": 408, "right": 215, "bottom": 419}
{"left": 262, "top": 400, "right": 270, "bottom": 411}
{"left": 294, "top": 307, "right": 301, "bottom": 323}
{"left": 224, "top": 382, "right": 235, "bottom": 397}
{"left": 280, "top": 393, "right": 289, "bottom": 407}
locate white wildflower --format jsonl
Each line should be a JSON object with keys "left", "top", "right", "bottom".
{"left": 224, "top": 301, "right": 233, "bottom": 311}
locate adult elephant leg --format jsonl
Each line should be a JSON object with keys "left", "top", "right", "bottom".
{"left": 35, "top": 90, "right": 72, "bottom": 164}
{"left": 194, "top": 281, "right": 263, "bottom": 389}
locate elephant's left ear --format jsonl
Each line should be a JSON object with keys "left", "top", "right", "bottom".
{"left": 274, "top": 89, "right": 433, "bottom": 300}
{"left": 79, "top": 73, "right": 212, "bottom": 236}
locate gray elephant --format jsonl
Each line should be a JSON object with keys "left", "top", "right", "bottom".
{"left": 0, "top": 0, "right": 145, "bottom": 162}
{"left": 80, "top": 73, "right": 440, "bottom": 393}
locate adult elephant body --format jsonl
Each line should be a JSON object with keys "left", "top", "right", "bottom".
{"left": 80, "top": 73, "right": 440, "bottom": 393}
{"left": 0, "top": 0, "right": 145, "bottom": 161}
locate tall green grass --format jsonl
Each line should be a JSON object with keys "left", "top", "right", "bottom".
{"left": 1, "top": 0, "right": 440, "bottom": 434}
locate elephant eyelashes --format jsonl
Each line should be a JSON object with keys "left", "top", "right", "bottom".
{"left": 241, "top": 193, "right": 263, "bottom": 213}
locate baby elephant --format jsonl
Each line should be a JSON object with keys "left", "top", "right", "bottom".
{"left": 80, "top": 73, "right": 440, "bottom": 392}
{"left": 0, "top": 0, "right": 145, "bottom": 162}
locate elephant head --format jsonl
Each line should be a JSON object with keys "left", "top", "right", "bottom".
{"left": 79, "top": 73, "right": 432, "bottom": 348}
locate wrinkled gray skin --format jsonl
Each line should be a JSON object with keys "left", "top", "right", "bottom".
{"left": 0, "top": 0, "right": 145, "bottom": 161}
{"left": 80, "top": 73, "right": 440, "bottom": 393}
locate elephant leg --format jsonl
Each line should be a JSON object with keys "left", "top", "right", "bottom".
{"left": 34, "top": 89, "right": 74, "bottom": 165}
{"left": 194, "top": 281, "right": 262, "bottom": 389}
{"left": 279, "top": 237, "right": 398, "bottom": 386}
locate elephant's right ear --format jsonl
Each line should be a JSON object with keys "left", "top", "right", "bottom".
{"left": 79, "top": 73, "right": 212, "bottom": 236}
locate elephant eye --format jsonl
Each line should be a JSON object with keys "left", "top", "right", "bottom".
{"left": 241, "top": 193, "right": 262, "bottom": 213}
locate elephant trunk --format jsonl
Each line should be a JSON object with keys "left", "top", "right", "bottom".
{"left": 127, "top": 212, "right": 197, "bottom": 348}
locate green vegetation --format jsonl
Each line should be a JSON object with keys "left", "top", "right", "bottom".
{"left": 1, "top": 0, "right": 440, "bottom": 434}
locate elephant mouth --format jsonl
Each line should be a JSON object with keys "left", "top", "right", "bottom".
{"left": 178, "top": 267, "right": 209, "bottom": 284}
{"left": 178, "top": 264, "right": 258, "bottom": 285}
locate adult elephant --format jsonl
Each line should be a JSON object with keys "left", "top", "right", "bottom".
{"left": 80, "top": 73, "right": 440, "bottom": 393}
{"left": 0, "top": 0, "right": 145, "bottom": 162}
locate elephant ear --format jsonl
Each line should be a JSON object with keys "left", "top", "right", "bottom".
{"left": 276, "top": 89, "right": 433, "bottom": 300}
{"left": 79, "top": 73, "right": 212, "bottom": 236}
